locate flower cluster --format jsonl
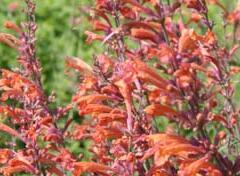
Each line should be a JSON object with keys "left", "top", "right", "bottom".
{"left": 0, "top": 0, "right": 240, "bottom": 176}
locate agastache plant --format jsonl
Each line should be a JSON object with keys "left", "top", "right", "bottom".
{"left": 1, "top": 0, "right": 240, "bottom": 176}
{"left": 0, "top": 1, "right": 73, "bottom": 175}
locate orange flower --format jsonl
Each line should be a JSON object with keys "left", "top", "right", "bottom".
{"left": 153, "top": 143, "right": 204, "bottom": 166}
{"left": 0, "top": 33, "right": 20, "bottom": 49}
{"left": 0, "top": 149, "right": 13, "bottom": 164}
{"left": 147, "top": 44, "right": 175, "bottom": 64}
{"left": 92, "top": 125, "right": 123, "bottom": 142}
{"left": 97, "top": 111, "right": 126, "bottom": 125}
{"left": 188, "top": 13, "right": 203, "bottom": 24}
{"left": 179, "top": 155, "right": 222, "bottom": 176}
{"left": 120, "top": 6, "right": 137, "bottom": 19}
{"left": 65, "top": 57, "right": 93, "bottom": 75}
{"left": 144, "top": 104, "right": 178, "bottom": 119}
{"left": 85, "top": 31, "right": 104, "bottom": 44}
{"left": 79, "top": 104, "right": 112, "bottom": 115}
{"left": 134, "top": 59, "right": 168, "bottom": 89}
{"left": 178, "top": 29, "right": 201, "bottom": 53}
{"left": 179, "top": 29, "right": 215, "bottom": 53}
{"left": 1, "top": 158, "right": 37, "bottom": 175}
{"left": 47, "top": 166, "right": 64, "bottom": 176}
{"left": 92, "top": 20, "right": 110, "bottom": 31}
{"left": 0, "top": 69, "right": 45, "bottom": 102}
{"left": 4, "top": 21, "right": 22, "bottom": 33}
{"left": 122, "top": 0, "right": 154, "bottom": 15}
{"left": 96, "top": 54, "right": 113, "bottom": 73}
{"left": 183, "top": 0, "right": 203, "bottom": 11}
{"left": 73, "top": 162, "right": 112, "bottom": 176}
{"left": 131, "top": 28, "right": 158, "bottom": 43}
{"left": 0, "top": 123, "right": 25, "bottom": 142}
{"left": 142, "top": 133, "right": 205, "bottom": 166}
{"left": 73, "top": 94, "right": 112, "bottom": 108}
{"left": 115, "top": 79, "right": 133, "bottom": 130}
